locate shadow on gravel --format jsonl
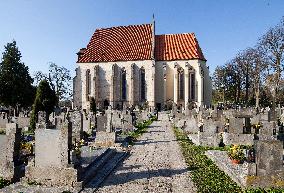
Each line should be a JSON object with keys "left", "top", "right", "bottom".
{"left": 92, "top": 168, "right": 188, "bottom": 188}
{"left": 134, "top": 140, "right": 171, "bottom": 145}
{"left": 147, "top": 130, "right": 166, "bottom": 133}
{"left": 147, "top": 125, "right": 160, "bottom": 128}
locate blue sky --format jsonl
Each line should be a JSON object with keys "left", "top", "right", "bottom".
{"left": 0, "top": 0, "right": 283, "bottom": 78}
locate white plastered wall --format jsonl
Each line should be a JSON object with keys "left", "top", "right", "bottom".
{"left": 78, "top": 60, "right": 154, "bottom": 110}
{"left": 155, "top": 59, "right": 212, "bottom": 108}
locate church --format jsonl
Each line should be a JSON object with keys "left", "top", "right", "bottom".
{"left": 73, "top": 21, "right": 212, "bottom": 111}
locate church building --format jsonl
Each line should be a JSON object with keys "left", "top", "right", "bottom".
{"left": 73, "top": 21, "right": 212, "bottom": 110}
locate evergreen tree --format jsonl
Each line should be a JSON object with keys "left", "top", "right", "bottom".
{"left": 30, "top": 80, "right": 57, "bottom": 130}
{"left": 0, "top": 41, "right": 35, "bottom": 111}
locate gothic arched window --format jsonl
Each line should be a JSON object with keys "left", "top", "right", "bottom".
{"left": 190, "top": 73, "right": 195, "bottom": 100}
{"left": 121, "top": 68, "right": 127, "bottom": 100}
{"left": 140, "top": 67, "right": 146, "bottom": 101}
{"left": 86, "top": 69, "right": 91, "bottom": 100}
{"left": 178, "top": 68, "right": 184, "bottom": 100}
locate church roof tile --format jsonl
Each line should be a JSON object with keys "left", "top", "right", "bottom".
{"left": 77, "top": 24, "right": 206, "bottom": 63}
{"left": 155, "top": 33, "right": 206, "bottom": 61}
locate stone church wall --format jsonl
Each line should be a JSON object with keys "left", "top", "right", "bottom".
{"left": 75, "top": 59, "right": 211, "bottom": 110}
{"left": 78, "top": 60, "right": 154, "bottom": 110}
{"left": 155, "top": 60, "right": 212, "bottom": 108}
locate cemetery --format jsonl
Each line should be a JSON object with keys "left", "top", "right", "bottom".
{"left": 1, "top": 2, "right": 284, "bottom": 192}
{"left": 0, "top": 105, "right": 158, "bottom": 192}
{"left": 172, "top": 105, "right": 284, "bottom": 191}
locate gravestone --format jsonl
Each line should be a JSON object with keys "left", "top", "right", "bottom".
{"left": 25, "top": 121, "right": 80, "bottom": 187}
{"left": 0, "top": 123, "right": 22, "bottom": 180}
{"left": 255, "top": 140, "right": 283, "bottom": 176}
{"left": 122, "top": 114, "right": 134, "bottom": 132}
{"left": 105, "top": 106, "right": 113, "bottom": 132}
{"left": 37, "top": 111, "right": 47, "bottom": 125}
{"left": 0, "top": 116, "right": 9, "bottom": 128}
{"left": 112, "top": 112, "right": 122, "bottom": 130}
{"left": 94, "top": 132, "right": 116, "bottom": 147}
{"left": 171, "top": 103, "right": 177, "bottom": 117}
{"left": 16, "top": 117, "right": 30, "bottom": 129}
{"left": 96, "top": 115, "right": 107, "bottom": 132}
{"left": 260, "top": 121, "right": 276, "bottom": 136}
{"left": 69, "top": 110, "right": 83, "bottom": 143}
{"left": 229, "top": 117, "right": 243, "bottom": 134}
{"left": 251, "top": 114, "right": 261, "bottom": 125}
{"left": 202, "top": 119, "right": 218, "bottom": 134}
{"left": 82, "top": 113, "right": 91, "bottom": 133}
{"left": 137, "top": 111, "right": 148, "bottom": 123}
{"left": 184, "top": 118, "right": 199, "bottom": 133}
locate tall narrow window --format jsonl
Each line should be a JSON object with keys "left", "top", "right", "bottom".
{"left": 190, "top": 73, "right": 195, "bottom": 100}
{"left": 178, "top": 69, "right": 184, "bottom": 100}
{"left": 121, "top": 69, "right": 127, "bottom": 100}
{"left": 140, "top": 68, "right": 146, "bottom": 101}
{"left": 86, "top": 69, "right": 91, "bottom": 100}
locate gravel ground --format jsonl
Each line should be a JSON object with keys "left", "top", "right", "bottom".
{"left": 96, "top": 113, "right": 196, "bottom": 193}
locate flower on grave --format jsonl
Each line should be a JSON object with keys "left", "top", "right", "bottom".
{"left": 74, "top": 146, "right": 81, "bottom": 157}
{"left": 228, "top": 144, "right": 245, "bottom": 163}
{"left": 79, "top": 139, "right": 85, "bottom": 146}
{"left": 254, "top": 123, "right": 261, "bottom": 129}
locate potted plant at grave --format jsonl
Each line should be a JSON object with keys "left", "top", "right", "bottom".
{"left": 252, "top": 123, "right": 261, "bottom": 134}
{"left": 228, "top": 144, "right": 245, "bottom": 164}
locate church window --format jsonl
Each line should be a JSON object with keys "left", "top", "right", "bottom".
{"left": 178, "top": 69, "right": 184, "bottom": 100}
{"left": 140, "top": 68, "right": 146, "bottom": 101}
{"left": 86, "top": 69, "right": 91, "bottom": 100}
{"left": 121, "top": 69, "right": 127, "bottom": 100}
{"left": 190, "top": 73, "right": 195, "bottom": 100}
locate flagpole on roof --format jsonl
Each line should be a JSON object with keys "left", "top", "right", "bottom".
{"left": 152, "top": 14, "right": 155, "bottom": 60}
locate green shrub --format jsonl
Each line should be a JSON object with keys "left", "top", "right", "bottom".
{"left": 244, "top": 188, "right": 284, "bottom": 193}
{"left": 0, "top": 177, "right": 10, "bottom": 189}
{"left": 127, "top": 116, "right": 156, "bottom": 144}
{"left": 0, "top": 129, "right": 5, "bottom": 135}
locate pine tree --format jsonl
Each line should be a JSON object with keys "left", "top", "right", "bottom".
{"left": 30, "top": 80, "right": 57, "bottom": 130}
{"left": 0, "top": 41, "right": 35, "bottom": 111}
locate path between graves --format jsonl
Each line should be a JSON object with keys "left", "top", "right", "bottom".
{"left": 95, "top": 115, "right": 196, "bottom": 193}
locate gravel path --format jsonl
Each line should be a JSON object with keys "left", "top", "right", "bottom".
{"left": 96, "top": 113, "right": 196, "bottom": 193}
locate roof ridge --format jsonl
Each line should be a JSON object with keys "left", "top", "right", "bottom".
{"left": 156, "top": 32, "right": 195, "bottom": 36}
{"left": 96, "top": 23, "right": 152, "bottom": 31}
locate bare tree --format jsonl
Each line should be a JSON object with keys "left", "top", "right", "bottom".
{"left": 33, "top": 62, "right": 72, "bottom": 101}
{"left": 248, "top": 47, "right": 269, "bottom": 108}
{"left": 234, "top": 50, "right": 253, "bottom": 105}
{"left": 259, "top": 17, "right": 284, "bottom": 112}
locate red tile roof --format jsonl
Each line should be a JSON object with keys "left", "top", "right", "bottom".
{"left": 77, "top": 24, "right": 206, "bottom": 63}
{"left": 155, "top": 33, "right": 206, "bottom": 61}
{"left": 78, "top": 24, "right": 153, "bottom": 63}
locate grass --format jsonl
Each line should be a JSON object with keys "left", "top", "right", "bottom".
{"left": 127, "top": 116, "right": 157, "bottom": 145}
{"left": 0, "top": 128, "right": 5, "bottom": 135}
{"left": 0, "top": 177, "right": 10, "bottom": 189}
{"left": 173, "top": 127, "right": 284, "bottom": 193}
